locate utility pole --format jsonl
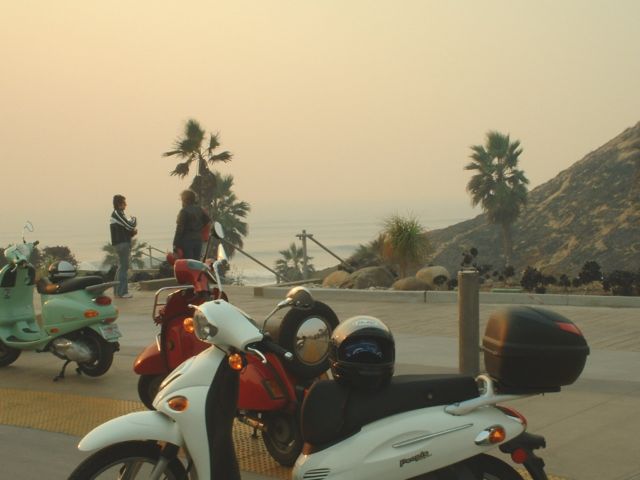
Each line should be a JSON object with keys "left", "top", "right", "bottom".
{"left": 296, "top": 230, "right": 309, "bottom": 280}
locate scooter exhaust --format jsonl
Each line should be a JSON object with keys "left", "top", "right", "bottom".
{"left": 237, "top": 414, "right": 266, "bottom": 432}
{"left": 51, "top": 338, "right": 94, "bottom": 363}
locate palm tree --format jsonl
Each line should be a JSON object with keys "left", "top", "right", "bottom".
{"left": 207, "top": 173, "right": 250, "bottom": 259}
{"left": 465, "top": 131, "right": 529, "bottom": 267}
{"left": 163, "top": 119, "right": 233, "bottom": 208}
{"left": 381, "top": 214, "right": 431, "bottom": 278}
{"left": 275, "top": 243, "right": 315, "bottom": 282}
{"left": 102, "top": 238, "right": 150, "bottom": 269}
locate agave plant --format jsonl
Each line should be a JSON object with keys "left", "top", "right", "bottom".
{"left": 381, "top": 214, "right": 432, "bottom": 278}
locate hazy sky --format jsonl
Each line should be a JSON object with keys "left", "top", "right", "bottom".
{"left": 2, "top": 0, "right": 639, "bottom": 241}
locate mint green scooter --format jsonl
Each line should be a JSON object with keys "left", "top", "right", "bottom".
{"left": 0, "top": 223, "right": 121, "bottom": 381}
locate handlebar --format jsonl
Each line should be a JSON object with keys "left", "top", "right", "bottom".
{"left": 246, "top": 338, "right": 293, "bottom": 364}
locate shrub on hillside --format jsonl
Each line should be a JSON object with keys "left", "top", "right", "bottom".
{"left": 603, "top": 270, "right": 639, "bottom": 296}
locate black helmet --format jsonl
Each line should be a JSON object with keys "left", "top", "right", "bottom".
{"left": 48, "top": 260, "right": 77, "bottom": 282}
{"left": 329, "top": 315, "right": 395, "bottom": 391}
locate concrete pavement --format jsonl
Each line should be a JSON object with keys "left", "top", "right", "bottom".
{"left": 1, "top": 285, "right": 639, "bottom": 479}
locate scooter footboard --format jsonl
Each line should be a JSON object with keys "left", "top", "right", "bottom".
{"left": 78, "top": 411, "right": 183, "bottom": 452}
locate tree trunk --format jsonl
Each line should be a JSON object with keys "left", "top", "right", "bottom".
{"left": 501, "top": 223, "right": 513, "bottom": 268}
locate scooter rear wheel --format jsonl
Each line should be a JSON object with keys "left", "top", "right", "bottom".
{"left": 262, "top": 411, "right": 303, "bottom": 467}
{"left": 468, "top": 454, "right": 524, "bottom": 479}
{"left": 76, "top": 330, "right": 115, "bottom": 377}
{"left": 413, "top": 454, "right": 524, "bottom": 479}
{"left": 68, "top": 440, "right": 187, "bottom": 479}
{"left": 0, "top": 341, "right": 21, "bottom": 367}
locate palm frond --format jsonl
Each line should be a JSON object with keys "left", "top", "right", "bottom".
{"left": 170, "top": 161, "right": 191, "bottom": 178}
{"left": 208, "top": 151, "right": 233, "bottom": 163}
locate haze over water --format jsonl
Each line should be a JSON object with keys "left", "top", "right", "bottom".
{"left": 1, "top": 1, "right": 639, "bottom": 274}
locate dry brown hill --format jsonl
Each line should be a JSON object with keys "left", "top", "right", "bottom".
{"left": 428, "top": 121, "right": 640, "bottom": 276}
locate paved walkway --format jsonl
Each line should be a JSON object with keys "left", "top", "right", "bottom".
{"left": 1, "top": 285, "right": 639, "bottom": 479}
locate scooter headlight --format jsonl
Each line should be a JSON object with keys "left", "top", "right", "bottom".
{"left": 193, "top": 310, "right": 218, "bottom": 341}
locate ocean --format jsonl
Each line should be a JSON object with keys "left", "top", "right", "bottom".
{"left": 0, "top": 215, "right": 467, "bottom": 286}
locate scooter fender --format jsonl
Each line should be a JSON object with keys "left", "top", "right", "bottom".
{"left": 78, "top": 411, "right": 183, "bottom": 452}
{"left": 133, "top": 340, "right": 166, "bottom": 375}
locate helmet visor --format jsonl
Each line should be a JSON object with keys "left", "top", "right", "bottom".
{"left": 343, "top": 339, "right": 384, "bottom": 362}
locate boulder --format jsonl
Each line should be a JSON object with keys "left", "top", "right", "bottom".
{"left": 392, "top": 276, "right": 429, "bottom": 291}
{"left": 416, "top": 265, "right": 450, "bottom": 290}
{"left": 341, "top": 266, "right": 395, "bottom": 289}
{"left": 322, "top": 270, "right": 351, "bottom": 288}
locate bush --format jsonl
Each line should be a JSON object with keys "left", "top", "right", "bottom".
{"left": 603, "top": 270, "right": 638, "bottom": 296}
{"left": 520, "top": 266, "right": 553, "bottom": 293}
{"left": 579, "top": 261, "right": 603, "bottom": 284}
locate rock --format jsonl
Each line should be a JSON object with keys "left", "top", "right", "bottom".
{"left": 322, "top": 270, "right": 351, "bottom": 288}
{"left": 416, "top": 265, "right": 450, "bottom": 290}
{"left": 341, "top": 266, "right": 395, "bottom": 289}
{"left": 392, "top": 276, "right": 429, "bottom": 291}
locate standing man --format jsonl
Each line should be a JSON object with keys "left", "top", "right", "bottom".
{"left": 110, "top": 194, "right": 137, "bottom": 298}
{"left": 173, "top": 189, "right": 210, "bottom": 260}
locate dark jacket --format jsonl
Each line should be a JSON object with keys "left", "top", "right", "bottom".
{"left": 110, "top": 209, "right": 137, "bottom": 245}
{"left": 173, "top": 205, "right": 210, "bottom": 248}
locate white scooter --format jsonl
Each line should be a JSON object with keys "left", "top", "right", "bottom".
{"left": 69, "top": 230, "right": 589, "bottom": 479}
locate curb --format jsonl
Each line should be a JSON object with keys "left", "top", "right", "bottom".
{"left": 254, "top": 286, "right": 640, "bottom": 308}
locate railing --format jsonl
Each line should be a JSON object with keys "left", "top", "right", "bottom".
{"left": 142, "top": 245, "right": 167, "bottom": 268}
{"left": 138, "top": 230, "right": 350, "bottom": 284}
{"left": 296, "top": 230, "right": 353, "bottom": 279}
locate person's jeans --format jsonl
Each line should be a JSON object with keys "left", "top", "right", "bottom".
{"left": 114, "top": 242, "right": 131, "bottom": 296}
{"left": 181, "top": 239, "right": 203, "bottom": 260}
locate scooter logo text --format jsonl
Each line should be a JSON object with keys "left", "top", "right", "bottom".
{"left": 399, "top": 450, "right": 432, "bottom": 467}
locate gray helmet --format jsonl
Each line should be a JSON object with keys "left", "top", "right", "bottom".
{"left": 48, "top": 260, "right": 77, "bottom": 282}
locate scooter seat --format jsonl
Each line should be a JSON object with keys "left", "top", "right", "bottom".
{"left": 38, "top": 276, "right": 105, "bottom": 295}
{"left": 301, "top": 374, "right": 479, "bottom": 450}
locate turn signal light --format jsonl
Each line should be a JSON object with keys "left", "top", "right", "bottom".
{"left": 84, "top": 309, "right": 99, "bottom": 318}
{"left": 488, "top": 426, "right": 506, "bottom": 444}
{"left": 167, "top": 396, "right": 189, "bottom": 412}
{"left": 475, "top": 425, "right": 507, "bottom": 446}
{"left": 228, "top": 353, "right": 245, "bottom": 371}
{"left": 183, "top": 317, "right": 195, "bottom": 334}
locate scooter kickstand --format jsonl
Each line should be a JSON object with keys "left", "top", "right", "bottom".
{"left": 53, "top": 360, "right": 72, "bottom": 382}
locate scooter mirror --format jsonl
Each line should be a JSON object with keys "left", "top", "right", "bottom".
{"left": 216, "top": 243, "right": 228, "bottom": 263}
{"left": 286, "top": 286, "right": 314, "bottom": 310}
{"left": 213, "top": 221, "right": 225, "bottom": 240}
{"left": 22, "top": 221, "right": 34, "bottom": 242}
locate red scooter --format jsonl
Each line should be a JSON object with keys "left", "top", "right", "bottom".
{"left": 134, "top": 254, "right": 339, "bottom": 466}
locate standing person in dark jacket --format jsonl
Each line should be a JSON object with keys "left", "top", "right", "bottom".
{"left": 173, "top": 189, "right": 210, "bottom": 260}
{"left": 110, "top": 194, "right": 137, "bottom": 298}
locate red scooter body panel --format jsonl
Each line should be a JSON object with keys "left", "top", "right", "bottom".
{"left": 238, "top": 352, "right": 295, "bottom": 412}
{"left": 164, "top": 317, "right": 210, "bottom": 370}
{"left": 135, "top": 285, "right": 228, "bottom": 374}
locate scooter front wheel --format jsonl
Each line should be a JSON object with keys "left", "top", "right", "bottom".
{"left": 68, "top": 440, "right": 187, "bottom": 479}
{"left": 76, "top": 330, "right": 115, "bottom": 377}
{"left": 0, "top": 341, "right": 21, "bottom": 367}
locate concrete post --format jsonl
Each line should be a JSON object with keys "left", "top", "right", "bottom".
{"left": 458, "top": 269, "right": 480, "bottom": 376}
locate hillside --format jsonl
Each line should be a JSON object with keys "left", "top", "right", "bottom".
{"left": 428, "top": 121, "right": 640, "bottom": 276}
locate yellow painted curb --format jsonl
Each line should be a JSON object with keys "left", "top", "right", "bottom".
{"left": 0, "top": 388, "right": 568, "bottom": 479}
